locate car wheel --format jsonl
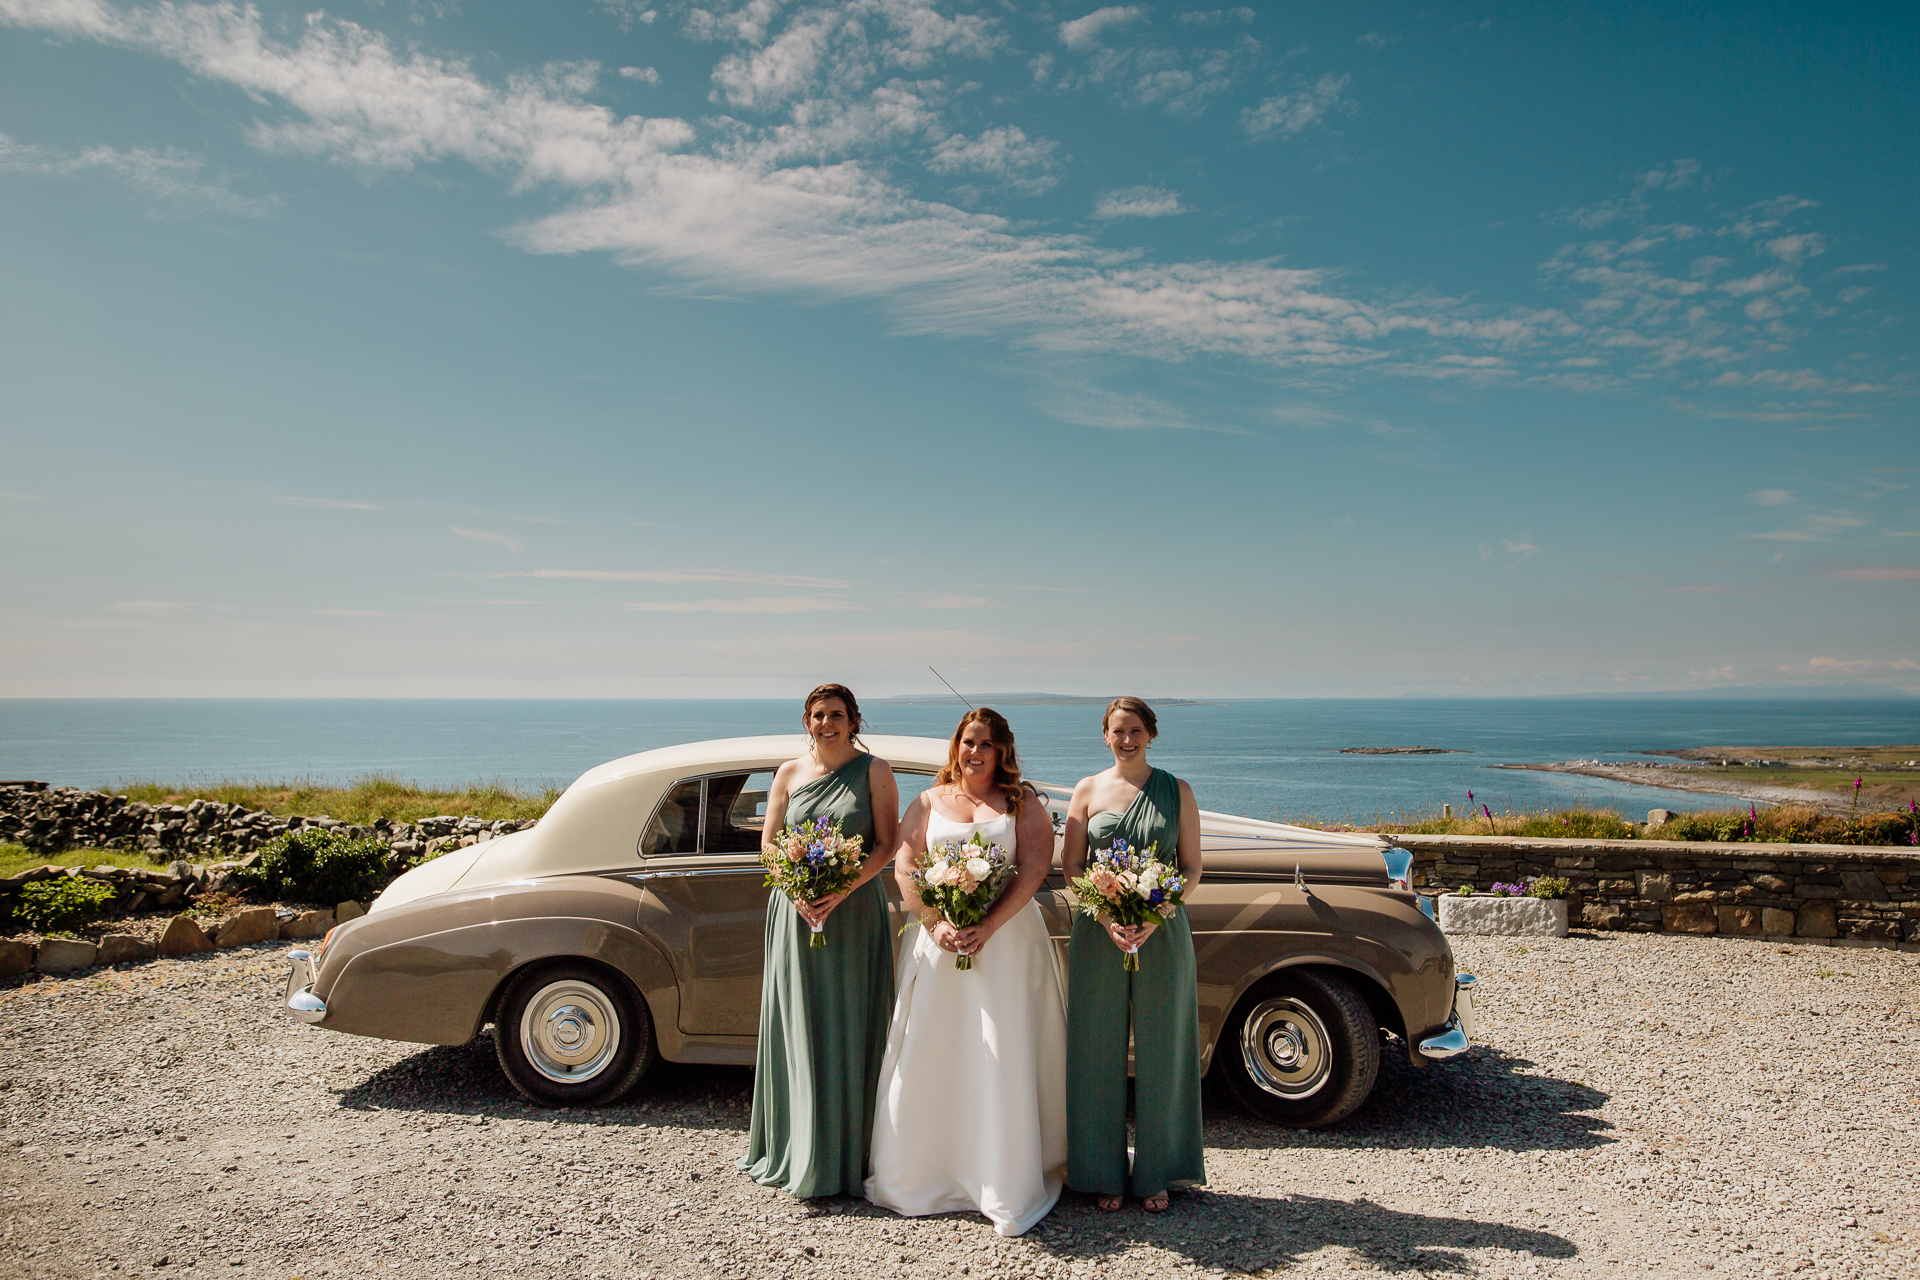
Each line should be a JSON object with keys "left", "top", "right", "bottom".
{"left": 1218, "top": 968, "right": 1380, "bottom": 1129}
{"left": 493, "top": 961, "right": 655, "bottom": 1108}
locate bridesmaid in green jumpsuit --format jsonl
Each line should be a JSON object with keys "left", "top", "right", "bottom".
{"left": 740, "top": 684, "right": 901, "bottom": 1197}
{"left": 1061, "top": 696, "right": 1206, "bottom": 1212}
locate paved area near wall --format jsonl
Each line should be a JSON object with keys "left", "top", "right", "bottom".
{"left": 2, "top": 932, "right": 1916, "bottom": 1280}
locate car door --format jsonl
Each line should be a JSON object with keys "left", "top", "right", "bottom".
{"left": 637, "top": 770, "right": 775, "bottom": 1037}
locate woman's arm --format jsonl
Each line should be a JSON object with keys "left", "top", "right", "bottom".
{"left": 761, "top": 761, "right": 796, "bottom": 853}
{"left": 1176, "top": 777, "right": 1203, "bottom": 892}
{"left": 892, "top": 792, "right": 931, "bottom": 919}
{"left": 1058, "top": 777, "right": 1094, "bottom": 880}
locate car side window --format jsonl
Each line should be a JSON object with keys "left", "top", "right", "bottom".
{"left": 705, "top": 771, "right": 775, "bottom": 854}
{"left": 640, "top": 778, "right": 702, "bottom": 857}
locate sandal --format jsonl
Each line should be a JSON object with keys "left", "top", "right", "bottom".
{"left": 1142, "top": 1192, "right": 1169, "bottom": 1213}
{"left": 1096, "top": 1194, "right": 1124, "bottom": 1212}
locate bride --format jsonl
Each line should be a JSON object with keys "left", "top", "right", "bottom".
{"left": 864, "top": 708, "right": 1068, "bottom": 1237}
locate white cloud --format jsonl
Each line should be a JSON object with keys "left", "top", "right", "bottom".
{"left": 450, "top": 526, "right": 525, "bottom": 552}
{"left": 909, "top": 593, "right": 993, "bottom": 609}
{"left": 0, "top": 130, "right": 275, "bottom": 217}
{"left": 1059, "top": 6, "right": 1148, "bottom": 51}
{"left": 1239, "top": 74, "right": 1346, "bottom": 140}
{"left": 595, "top": 1, "right": 656, "bottom": 33}
{"left": 925, "top": 125, "right": 1061, "bottom": 194}
{"left": 625, "top": 596, "right": 858, "bottom": 612}
{"left": 1092, "top": 184, "right": 1182, "bottom": 219}
{"left": 109, "top": 599, "right": 199, "bottom": 614}
{"left": 1826, "top": 567, "right": 1920, "bottom": 582}
{"left": 1747, "top": 489, "right": 1794, "bottom": 505}
{"left": 1177, "top": 8, "right": 1254, "bottom": 26}
{"left": 276, "top": 494, "right": 382, "bottom": 509}
{"left": 1833, "top": 262, "right": 1887, "bottom": 274}
{"left": 494, "top": 567, "right": 856, "bottom": 587}
{"left": 1777, "top": 654, "right": 1920, "bottom": 674}
{"left": 619, "top": 65, "right": 660, "bottom": 84}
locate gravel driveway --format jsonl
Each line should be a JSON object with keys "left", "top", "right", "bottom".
{"left": 3, "top": 932, "right": 1916, "bottom": 1280}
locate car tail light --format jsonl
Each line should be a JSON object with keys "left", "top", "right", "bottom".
{"left": 315, "top": 925, "right": 338, "bottom": 964}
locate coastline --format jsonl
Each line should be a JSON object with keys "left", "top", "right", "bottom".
{"left": 1501, "top": 761, "right": 1846, "bottom": 813}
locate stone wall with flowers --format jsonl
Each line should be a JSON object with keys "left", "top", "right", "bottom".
{"left": 1395, "top": 833, "right": 1920, "bottom": 949}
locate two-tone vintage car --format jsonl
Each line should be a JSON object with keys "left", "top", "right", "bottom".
{"left": 285, "top": 735, "right": 1475, "bottom": 1128}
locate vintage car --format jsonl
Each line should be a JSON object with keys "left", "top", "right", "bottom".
{"left": 284, "top": 735, "right": 1475, "bottom": 1128}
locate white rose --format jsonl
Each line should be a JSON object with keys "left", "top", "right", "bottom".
{"left": 928, "top": 863, "right": 952, "bottom": 886}
{"left": 965, "top": 856, "right": 992, "bottom": 879}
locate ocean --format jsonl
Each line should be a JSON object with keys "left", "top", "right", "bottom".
{"left": 3, "top": 698, "right": 1915, "bottom": 823}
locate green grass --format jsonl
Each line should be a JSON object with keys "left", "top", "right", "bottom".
{"left": 105, "top": 774, "right": 561, "bottom": 825}
{"left": 0, "top": 844, "right": 177, "bottom": 879}
{"left": 1291, "top": 802, "right": 1920, "bottom": 845}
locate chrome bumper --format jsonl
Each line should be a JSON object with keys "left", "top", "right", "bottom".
{"left": 1417, "top": 973, "right": 1476, "bottom": 1061}
{"left": 284, "top": 949, "right": 327, "bottom": 1022}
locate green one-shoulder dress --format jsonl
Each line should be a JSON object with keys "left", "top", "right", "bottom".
{"left": 1065, "top": 766, "right": 1206, "bottom": 1197}
{"left": 739, "top": 752, "right": 895, "bottom": 1198}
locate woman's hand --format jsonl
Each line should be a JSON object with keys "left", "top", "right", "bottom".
{"left": 1102, "top": 915, "right": 1157, "bottom": 954}
{"left": 949, "top": 921, "right": 996, "bottom": 957}
{"left": 794, "top": 889, "right": 849, "bottom": 929}
{"left": 927, "top": 918, "right": 968, "bottom": 953}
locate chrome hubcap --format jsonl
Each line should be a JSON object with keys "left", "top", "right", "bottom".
{"left": 520, "top": 980, "right": 621, "bottom": 1084}
{"left": 1241, "top": 996, "right": 1332, "bottom": 1100}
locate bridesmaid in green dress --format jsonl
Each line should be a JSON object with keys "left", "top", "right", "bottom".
{"left": 1061, "top": 696, "right": 1206, "bottom": 1212}
{"left": 740, "top": 683, "right": 901, "bottom": 1198}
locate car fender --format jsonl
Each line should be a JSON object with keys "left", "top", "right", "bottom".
{"left": 313, "top": 877, "right": 682, "bottom": 1050}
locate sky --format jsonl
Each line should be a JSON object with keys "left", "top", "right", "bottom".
{"left": 1, "top": 0, "right": 1914, "bottom": 699}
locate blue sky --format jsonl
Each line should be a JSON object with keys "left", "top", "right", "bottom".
{"left": 1, "top": 0, "right": 1914, "bottom": 698}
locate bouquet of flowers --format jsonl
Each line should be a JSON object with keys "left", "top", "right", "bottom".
{"left": 1068, "top": 839, "right": 1186, "bottom": 971}
{"left": 759, "top": 815, "right": 866, "bottom": 947}
{"left": 911, "top": 831, "right": 1015, "bottom": 970}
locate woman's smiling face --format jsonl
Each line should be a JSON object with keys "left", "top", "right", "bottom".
{"left": 805, "top": 697, "right": 851, "bottom": 748}
{"left": 1104, "top": 709, "right": 1152, "bottom": 761}
{"left": 956, "top": 720, "right": 999, "bottom": 781}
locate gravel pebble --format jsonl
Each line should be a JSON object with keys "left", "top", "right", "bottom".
{"left": 1, "top": 932, "right": 1916, "bottom": 1279}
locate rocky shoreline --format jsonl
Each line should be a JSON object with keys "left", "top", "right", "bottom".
{"left": 1500, "top": 760, "right": 1844, "bottom": 812}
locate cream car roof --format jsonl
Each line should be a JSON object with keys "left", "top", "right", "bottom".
{"left": 429, "top": 732, "right": 1382, "bottom": 898}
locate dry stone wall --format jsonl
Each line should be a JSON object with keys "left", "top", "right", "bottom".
{"left": 0, "top": 780, "right": 535, "bottom": 866}
{"left": 1398, "top": 833, "right": 1920, "bottom": 949}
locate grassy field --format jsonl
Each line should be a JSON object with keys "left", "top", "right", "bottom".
{"left": 1650, "top": 744, "right": 1920, "bottom": 808}
{"left": 0, "top": 844, "right": 177, "bottom": 879}
{"left": 108, "top": 775, "right": 560, "bottom": 825}
{"left": 1300, "top": 802, "right": 1920, "bottom": 846}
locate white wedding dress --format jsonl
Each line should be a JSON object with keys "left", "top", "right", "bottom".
{"left": 864, "top": 810, "right": 1069, "bottom": 1236}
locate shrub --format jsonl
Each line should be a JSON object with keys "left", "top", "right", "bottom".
{"left": 13, "top": 877, "right": 117, "bottom": 932}
{"left": 1527, "top": 876, "right": 1572, "bottom": 900}
{"left": 1453, "top": 883, "right": 1475, "bottom": 896}
{"left": 234, "top": 829, "right": 390, "bottom": 905}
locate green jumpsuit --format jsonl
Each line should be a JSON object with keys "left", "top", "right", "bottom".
{"left": 739, "top": 752, "right": 895, "bottom": 1197}
{"left": 1065, "top": 766, "right": 1206, "bottom": 1197}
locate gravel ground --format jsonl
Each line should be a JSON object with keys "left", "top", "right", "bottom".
{"left": 2, "top": 931, "right": 1916, "bottom": 1280}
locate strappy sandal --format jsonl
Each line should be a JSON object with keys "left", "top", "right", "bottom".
{"left": 1142, "top": 1192, "right": 1169, "bottom": 1213}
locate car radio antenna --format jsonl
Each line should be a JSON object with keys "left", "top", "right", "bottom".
{"left": 928, "top": 666, "right": 974, "bottom": 709}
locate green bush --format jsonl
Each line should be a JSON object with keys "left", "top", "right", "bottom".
{"left": 1527, "top": 876, "right": 1572, "bottom": 900}
{"left": 12, "top": 877, "right": 117, "bottom": 932}
{"left": 233, "top": 829, "right": 390, "bottom": 905}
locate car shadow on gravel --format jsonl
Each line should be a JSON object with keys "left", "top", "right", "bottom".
{"left": 333, "top": 1028, "right": 756, "bottom": 1131}
{"left": 1023, "top": 1191, "right": 1575, "bottom": 1274}
{"left": 1202, "top": 1042, "right": 1613, "bottom": 1154}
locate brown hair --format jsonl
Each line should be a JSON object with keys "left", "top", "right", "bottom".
{"left": 1102, "top": 696, "right": 1159, "bottom": 739}
{"left": 802, "top": 683, "right": 865, "bottom": 745}
{"left": 936, "top": 707, "right": 1029, "bottom": 816}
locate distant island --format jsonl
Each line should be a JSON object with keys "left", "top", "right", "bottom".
{"left": 869, "top": 692, "right": 1217, "bottom": 707}
{"left": 1339, "top": 747, "right": 1463, "bottom": 755}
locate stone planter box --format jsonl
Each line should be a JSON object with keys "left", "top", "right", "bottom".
{"left": 1437, "top": 895, "right": 1569, "bottom": 937}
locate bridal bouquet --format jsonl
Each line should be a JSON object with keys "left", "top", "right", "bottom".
{"left": 760, "top": 815, "right": 866, "bottom": 947}
{"left": 912, "top": 831, "right": 1015, "bottom": 970}
{"left": 1069, "top": 839, "right": 1186, "bottom": 971}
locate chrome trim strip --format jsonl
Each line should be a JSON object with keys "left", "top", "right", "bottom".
{"left": 628, "top": 868, "right": 765, "bottom": 883}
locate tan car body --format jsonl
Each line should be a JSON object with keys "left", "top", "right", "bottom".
{"left": 287, "top": 735, "right": 1469, "bottom": 1082}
